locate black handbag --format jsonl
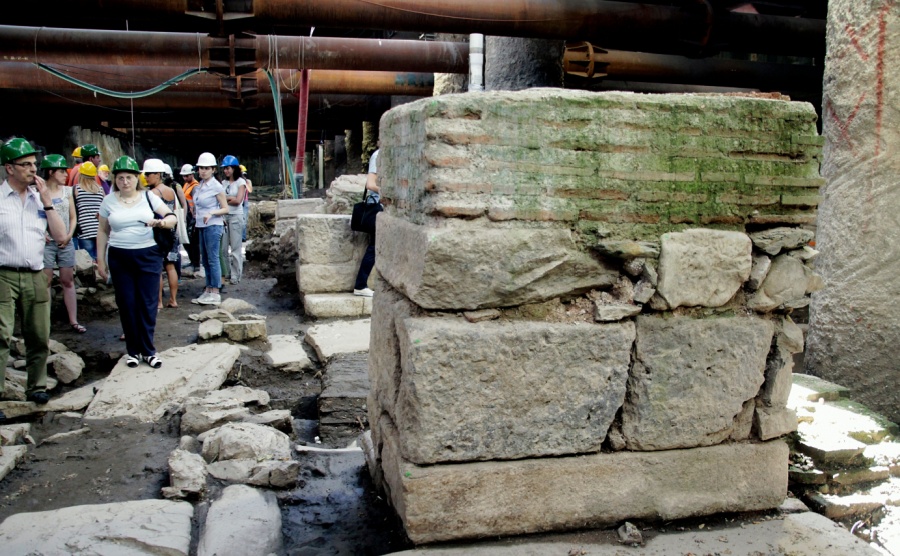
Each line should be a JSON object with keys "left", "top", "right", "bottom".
{"left": 350, "top": 190, "right": 383, "bottom": 234}
{"left": 145, "top": 192, "right": 176, "bottom": 253}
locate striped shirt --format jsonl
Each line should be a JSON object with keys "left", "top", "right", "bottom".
{"left": 0, "top": 180, "right": 49, "bottom": 271}
{"left": 74, "top": 185, "right": 104, "bottom": 239}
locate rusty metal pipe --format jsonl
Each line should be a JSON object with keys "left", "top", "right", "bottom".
{"left": 565, "top": 46, "right": 823, "bottom": 91}
{"left": 0, "top": 25, "right": 468, "bottom": 73}
{"left": 0, "top": 63, "right": 434, "bottom": 95}
{"left": 5, "top": 1, "right": 823, "bottom": 56}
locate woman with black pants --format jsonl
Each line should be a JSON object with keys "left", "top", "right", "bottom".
{"left": 96, "top": 156, "right": 176, "bottom": 369}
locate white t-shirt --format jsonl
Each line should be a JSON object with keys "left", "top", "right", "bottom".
{"left": 223, "top": 177, "right": 246, "bottom": 216}
{"left": 100, "top": 192, "right": 165, "bottom": 249}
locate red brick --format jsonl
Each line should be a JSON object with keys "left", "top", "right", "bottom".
{"left": 636, "top": 191, "right": 708, "bottom": 203}
{"left": 700, "top": 215, "right": 746, "bottom": 225}
{"left": 717, "top": 194, "right": 779, "bottom": 205}
{"left": 749, "top": 214, "right": 817, "bottom": 225}
{"left": 487, "top": 207, "right": 578, "bottom": 222}
{"left": 579, "top": 210, "right": 661, "bottom": 224}
{"left": 556, "top": 188, "right": 630, "bottom": 200}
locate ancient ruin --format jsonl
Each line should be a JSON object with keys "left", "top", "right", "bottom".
{"left": 363, "top": 89, "right": 822, "bottom": 542}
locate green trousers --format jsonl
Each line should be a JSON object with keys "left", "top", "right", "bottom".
{"left": 0, "top": 268, "right": 50, "bottom": 397}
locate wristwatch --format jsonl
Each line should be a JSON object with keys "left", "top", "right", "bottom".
{"left": 43, "top": 205, "right": 55, "bottom": 211}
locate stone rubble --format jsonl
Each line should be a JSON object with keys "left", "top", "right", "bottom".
{"left": 197, "top": 484, "right": 283, "bottom": 556}
{"left": 266, "top": 334, "right": 313, "bottom": 372}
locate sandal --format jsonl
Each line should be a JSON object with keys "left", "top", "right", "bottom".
{"left": 125, "top": 355, "right": 141, "bottom": 368}
{"left": 119, "top": 334, "right": 126, "bottom": 341}
{"left": 70, "top": 323, "right": 87, "bottom": 334}
{"left": 146, "top": 355, "right": 162, "bottom": 369}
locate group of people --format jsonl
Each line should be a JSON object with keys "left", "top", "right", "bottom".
{"left": 0, "top": 139, "right": 253, "bottom": 416}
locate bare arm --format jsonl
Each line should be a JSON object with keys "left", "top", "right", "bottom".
{"left": 35, "top": 177, "right": 67, "bottom": 243}
{"left": 96, "top": 216, "right": 110, "bottom": 281}
{"left": 365, "top": 172, "right": 379, "bottom": 193}
{"left": 227, "top": 183, "right": 246, "bottom": 206}
{"left": 64, "top": 191, "right": 77, "bottom": 244}
{"left": 175, "top": 184, "right": 188, "bottom": 213}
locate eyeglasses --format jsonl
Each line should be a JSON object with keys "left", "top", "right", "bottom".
{"left": 10, "top": 161, "right": 37, "bottom": 168}
{"left": 197, "top": 166, "right": 213, "bottom": 170}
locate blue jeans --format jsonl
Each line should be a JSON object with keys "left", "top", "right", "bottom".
{"left": 73, "top": 237, "right": 97, "bottom": 260}
{"left": 199, "top": 225, "right": 224, "bottom": 289}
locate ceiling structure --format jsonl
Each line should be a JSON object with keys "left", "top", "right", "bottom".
{"left": 0, "top": 0, "right": 826, "bottom": 158}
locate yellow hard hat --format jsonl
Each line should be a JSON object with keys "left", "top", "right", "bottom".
{"left": 240, "top": 164, "right": 247, "bottom": 173}
{"left": 139, "top": 172, "right": 148, "bottom": 187}
{"left": 80, "top": 161, "right": 98, "bottom": 177}
{"left": 72, "top": 146, "right": 82, "bottom": 157}
{"left": 98, "top": 164, "right": 110, "bottom": 173}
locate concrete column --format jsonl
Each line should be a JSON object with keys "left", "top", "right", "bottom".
{"left": 806, "top": 0, "right": 900, "bottom": 423}
{"left": 484, "top": 37, "right": 564, "bottom": 91}
{"left": 323, "top": 139, "right": 336, "bottom": 188}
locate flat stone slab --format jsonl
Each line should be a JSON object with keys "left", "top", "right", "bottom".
{"left": 265, "top": 334, "right": 313, "bottom": 372}
{"left": 198, "top": 484, "right": 283, "bottom": 556}
{"left": 394, "top": 317, "right": 634, "bottom": 464}
{"left": 377, "top": 415, "right": 788, "bottom": 544}
{"left": 0, "top": 499, "right": 194, "bottom": 555}
{"left": 44, "top": 380, "right": 103, "bottom": 412}
{"left": 792, "top": 373, "right": 850, "bottom": 401}
{"left": 304, "top": 293, "right": 373, "bottom": 318}
{"left": 319, "top": 353, "right": 370, "bottom": 444}
{"left": 275, "top": 197, "right": 324, "bottom": 219}
{"left": 84, "top": 344, "right": 241, "bottom": 423}
{"left": 0, "top": 445, "right": 27, "bottom": 482}
{"left": 386, "top": 511, "right": 878, "bottom": 555}
{"left": 306, "top": 319, "right": 371, "bottom": 362}
{"left": 0, "top": 424, "right": 30, "bottom": 446}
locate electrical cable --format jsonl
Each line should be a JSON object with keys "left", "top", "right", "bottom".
{"left": 264, "top": 69, "right": 298, "bottom": 199}
{"left": 35, "top": 63, "right": 207, "bottom": 99}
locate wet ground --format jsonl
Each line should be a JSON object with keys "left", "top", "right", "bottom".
{"left": 0, "top": 259, "right": 412, "bottom": 555}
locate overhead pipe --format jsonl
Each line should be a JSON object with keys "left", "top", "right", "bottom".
{"left": 0, "top": 63, "right": 435, "bottom": 96}
{"left": 0, "top": 25, "right": 469, "bottom": 74}
{"left": 563, "top": 43, "right": 823, "bottom": 92}
{"left": 1, "top": 1, "right": 824, "bottom": 57}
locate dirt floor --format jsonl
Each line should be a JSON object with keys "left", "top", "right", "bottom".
{"left": 0, "top": 259, "right": 412, "bottom": 555}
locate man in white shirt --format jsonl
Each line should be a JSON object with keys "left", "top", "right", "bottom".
{"left": 0, "top": 138, "right": 68, "bottom": 418}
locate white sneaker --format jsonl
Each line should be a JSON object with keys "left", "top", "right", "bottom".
{"left": 353, "top": 288, "right": 374, "bottom": 297}
{"left": 199, "top": 292, "right": 221, "bottom": 305}
{"left": 191, "top": 293, "right": 208, "bottom": 305}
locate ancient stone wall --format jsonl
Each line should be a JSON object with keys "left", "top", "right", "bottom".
{"left": 363, "top": 90, "right": 823, "bottom": 543}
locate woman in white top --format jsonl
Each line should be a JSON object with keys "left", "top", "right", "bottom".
{"left": 96, "top": 156, "right": 176, "bottom": 369}
{"left": 40, "top": 155, "right": 83, "bottom": 333}
{"left": 220, "top": 155, "right": 246, "bottom": 285}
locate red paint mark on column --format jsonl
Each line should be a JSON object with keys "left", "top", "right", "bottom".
{"left": 846, "top": 23, "right": 871, "bottom": 61}
{"left": 826, "top": 92, "right": 867, "bottom": 156}
{"left": 874, "top": 3, "right": 890, "bottom": 157}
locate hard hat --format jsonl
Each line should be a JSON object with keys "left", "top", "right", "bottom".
{"left": 221, "top": 155, "right": 239, "bottom": 167}
{"left": 111, "top": 155, "right": 140, "bottom": 174}
{"left": 81, "top": 144, "right": 100, "bottom": 157}
{"left": 40, "top": 154, "right": 68, "bottom": 170}
{"left": 180, "top": 164, "right": 194, "bottom": 175}
{"left": 239, "top": 164, "right": 247, "bottom": 173}
{"left": 79, "top": 161, "right": 98, "bottom": 177}
{"left": 1, "top": 138, "right": 38, "bottom": 165}
{"left": 163, "top": 163, "right": 173, "bottom": 177}
{"left": 98, "top": 164, "right": 110, "bottom": 173}
{"left": 139, "top": 173, "right": 148, "bottom": 187}
{"left": 71, "top": 146, "right": 82, "bottom": 158}
{"left": 196, "top": 152, "right": 217, "bottom": 167}
{"left": 142, "top": 158, "right": 167, "bottom": 174}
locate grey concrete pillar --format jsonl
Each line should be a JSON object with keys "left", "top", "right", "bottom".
{"left": 806, "top": 0, "right": 900, "bottom": 423}
{"left": 484, "top": 37, "right": 564, "bottom": 91}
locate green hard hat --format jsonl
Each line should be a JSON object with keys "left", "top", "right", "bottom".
{"left": 81, "top": 144, "right": 100, "bottom": 157}
{"left": 111, "top": 155, "right": 140, "bottom": 174}
{"left": 40, "top": 154, "right": 68, "bottom": 170}
{"left": 1, "top": 138, "right": 37, "bottom": 165}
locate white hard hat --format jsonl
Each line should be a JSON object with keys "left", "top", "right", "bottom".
{"left": 163, "top": 163, "right": 173, "bottom": 177}
{"left": 142, "top": 158, "right": 167, "bottom": 173}
{"left": 196, "top": 152, "right": 217, "bottom": 167}
{"left": 180, "top": 164, "right": 194, "bottom": 175}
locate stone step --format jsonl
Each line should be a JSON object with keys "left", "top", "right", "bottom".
{"left": 319, "top": 353, "right": 370, "bottom": 445}
{"left": 803, "top": 492, "right": 884, "bottom": 520}
{"left": 797, "top": 434, "right": 868, "bottom": 468}
{"left": 792, "top": 373, "right": 851, "bottom": 402}
{"left": 304, "top": 293, "right": 372, "bottom": 318}
{"left": 0, "top": 445, "right": 28, "bottom": 482}
{"left": 305, "top": 319, "right": 371, "bottom": 362}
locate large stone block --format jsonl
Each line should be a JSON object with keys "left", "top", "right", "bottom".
{"left": 275, "top": 198, "right": 324, "bottom": 219}
{"left": 377, "top": 416, "right": 788, "bottom": 544}
{"left": 295, "top": 261, "right": 359, "bottom": 294}
{"left": 656, "top": 229, "right": 752, "bottom": 309}
{"left": 375, "top": 213, "right": 619, "bottom": 310}
{"left": 395, "top": 316, "right": 635, "bottom": 464}
{"left": 622, "top": 315, "right": 774, "bottom": 450}
{"left": 295, "top": 214, "right": 368, "bottom": 265}
{"left": 303, "top": 293, "right": 372, "bottom": 318}
{"left": 368, "top": 279, "right": 425, "bottom": 419}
